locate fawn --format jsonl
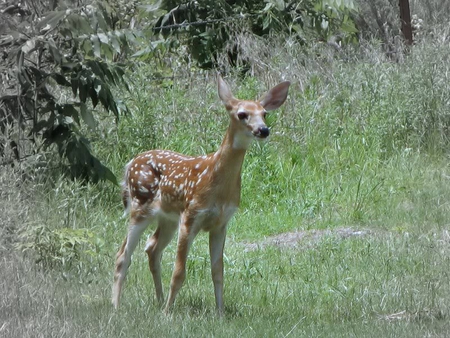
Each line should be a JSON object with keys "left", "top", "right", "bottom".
{"left": 112, "top": 75, "right": 290, "bottom": 315}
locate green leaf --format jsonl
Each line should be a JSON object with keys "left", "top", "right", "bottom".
{"left": 103, "top": 165, "right": 118, "bottom": 185}
{"left": 19, "top": 68, "right": 33, "bottom": 86}
{"left": 36, "top": 10, "right": 67, "bottom": 32}
{"left": 91, "top": 35, "right": 101, "bottom": 58}
{"left": 86, "top": 60, "right": 103, "bottom": 79}
{"left": 112, "top": 66, "right": 129, "bottom": 91}
{"left": 17, "top": 50, "right": 24, "bottom": 72}
{"left": 51, "top": 73, "right": 71, "bottom": 86}
{"left": 139, "top": 1, "right": 163, "bottom": 13}
{"left": 109, "top": 35, "right": 121, "bottom": 54}
{"left": 124, "top": 31, "right": 136, "bottom": 44}
{"left": 62, "top": 104, "right": 80, "bottom": 125}
{"left": 61, "top": 62, "right": 80, "bottom": 71}
{"left": 96, "top": 80, "right": 109, "bottom": 107}
{"left": 341, "top": 17, "right": 358, "bottom": 33}
{"left": 97, "top": 61, "right": 116, "bottom": 84}
{"left": 89, "top": 84, "right": 99, "bottom": 107}
{"left": 81, "top": 39, "right": 93, "bottom": 57}
{"left": 92, "top": 155, "right": 118, "bottom": 185}
{"left": 80, "top": 103, "right": 96, "bottom": 130}
{"left": 67, "top": 13, "right": 93, "bottom": 34}
{"left": 28, "top": 66, "right": 45, "bottom": 81}
{"left": 101, "top": 43, "right": 113, "bottom": 62}
{"left": 0, "top": 34, "right": 15, "bottom": 47}
{"left": 79, "top": 80, "right": 88, "bottom": 103}
{"left": 262, "top": 15, "right": 271, "bottom": 30}
{"left": 71, "top": 76, "right": 78, "bottom": 97}
{"left": 21, "top": 38, "right": 37, "bottom": 54}
{"left": 97, "top": 33, "right": 109, "bottom": 44}
{"left": 97, "top": 14, "right": 110, "bottom": 32}
{"left": 160, "top": 13, "right": 171, "bottom": 27}
{"left": 30, "top": 119, "right": 53, "bottom": 134}
{"left": 96, "top": 3, "right": 111, "bottom": 30}
{"left": 132, "top": 47, "right": 152, "bottom": 58}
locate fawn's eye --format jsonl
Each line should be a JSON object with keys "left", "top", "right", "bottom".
{"left": 237, "top": 112, "right": 248, "bottom": 120}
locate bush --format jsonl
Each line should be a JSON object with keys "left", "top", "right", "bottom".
{"left": 16, "top": 225, "right": 104, "bottom": 270}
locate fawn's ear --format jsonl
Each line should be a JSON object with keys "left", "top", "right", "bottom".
{"left": 218, "top": 75, "right": 237, "bottom": 110}
{"left": 259, "top": 81, "right": 291, "bottom": 111}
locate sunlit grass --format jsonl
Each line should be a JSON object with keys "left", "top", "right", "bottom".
{"left": 2, "top": 33, "right": 450, "bottom": 337}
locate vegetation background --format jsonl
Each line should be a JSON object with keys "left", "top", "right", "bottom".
{"left": 1, "top": 0, "right": 450, "bottom": 336}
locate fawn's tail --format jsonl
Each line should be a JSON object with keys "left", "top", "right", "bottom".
{"left": 121, "top": 160, "right": 133, "bottom": 217}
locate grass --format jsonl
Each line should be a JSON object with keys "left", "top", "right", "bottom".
{"left": 2, "top": 224, "right": 450, "bottom": 337}
{"left": 2, "top": 29, "right": 450, "bottom": 336}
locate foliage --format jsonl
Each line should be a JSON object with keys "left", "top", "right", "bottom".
{"left": 0, "top": 0, "right": 139, "bottom": 183}
{"left": 147, "top": 0, "right": 358, "bottom": 69}
{"left": 410, "top": 0, "right": 450, "bottom": 24}
{"left": 354, "top": 0, "right": 450, "bottom": 57}
{"left": 16, "top": 225, "right": 103, "bottom": 270}
{"left": 2, "top": 11, "right": 450, "bottom": 337}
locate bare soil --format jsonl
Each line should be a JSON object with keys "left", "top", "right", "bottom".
{"left": 242, "top": 227, "right": 372, "bottom": 251}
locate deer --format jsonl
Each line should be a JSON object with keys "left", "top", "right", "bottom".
{"left": 112, "top": 75, "right": 290, "bottom": 315}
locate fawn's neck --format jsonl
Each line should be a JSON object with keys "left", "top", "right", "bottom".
{"left": 209, "top": 124, "right": 250, "bottom": 201}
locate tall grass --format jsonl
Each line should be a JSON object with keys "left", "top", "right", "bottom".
{"left": 2, "top": 25, "right": 450, "bottom": 337}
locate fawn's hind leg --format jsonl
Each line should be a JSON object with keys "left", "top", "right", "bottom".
{"left": 145, "top": 217, "right": 178, "bottom": 306}
{"left": 112, "top": 216, "right": 152, "bottom": 308}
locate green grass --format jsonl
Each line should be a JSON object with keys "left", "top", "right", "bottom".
{"left": 2, "top": 32, "right": 450, "bottom": 337}
{"left": 2, "top": 224, "right": 450, "bottom": 337}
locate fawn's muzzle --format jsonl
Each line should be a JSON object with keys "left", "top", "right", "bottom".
{"left": 255, "top": 126, "right": 270, "bottom": 138}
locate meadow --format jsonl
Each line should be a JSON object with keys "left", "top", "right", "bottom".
{"left": 1, "top": 31, "right": 450, "bottom": 337}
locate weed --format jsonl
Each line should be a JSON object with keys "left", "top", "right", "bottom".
{"left": 2, "top": 18, "right": 450, "bottom": 338}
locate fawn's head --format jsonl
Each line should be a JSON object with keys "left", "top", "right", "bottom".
{"left": 218, "top": 76, "right": 290, "bottom": 148}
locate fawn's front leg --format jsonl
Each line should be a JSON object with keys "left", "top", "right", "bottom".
{"left": 209, "top": 226, "right": 227, "bottom": 316}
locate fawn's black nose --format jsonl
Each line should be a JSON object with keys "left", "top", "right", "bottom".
{"left": 258, "top": 126, "right": 270, "bottom": 138}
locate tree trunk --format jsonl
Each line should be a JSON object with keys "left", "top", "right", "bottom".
{"left": 399, "top": 0, "right": 413, "bottom": 45}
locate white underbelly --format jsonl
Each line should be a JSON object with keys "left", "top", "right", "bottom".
{"left": 194, "top": 204, "right": 238, "bottom": 232}
{"left": 152, "top": 204, "right": 238, "bottom": 232}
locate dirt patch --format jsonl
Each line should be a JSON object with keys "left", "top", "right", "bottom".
{"left": 242, "top": 227, "right": 371, "bottom": 251}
